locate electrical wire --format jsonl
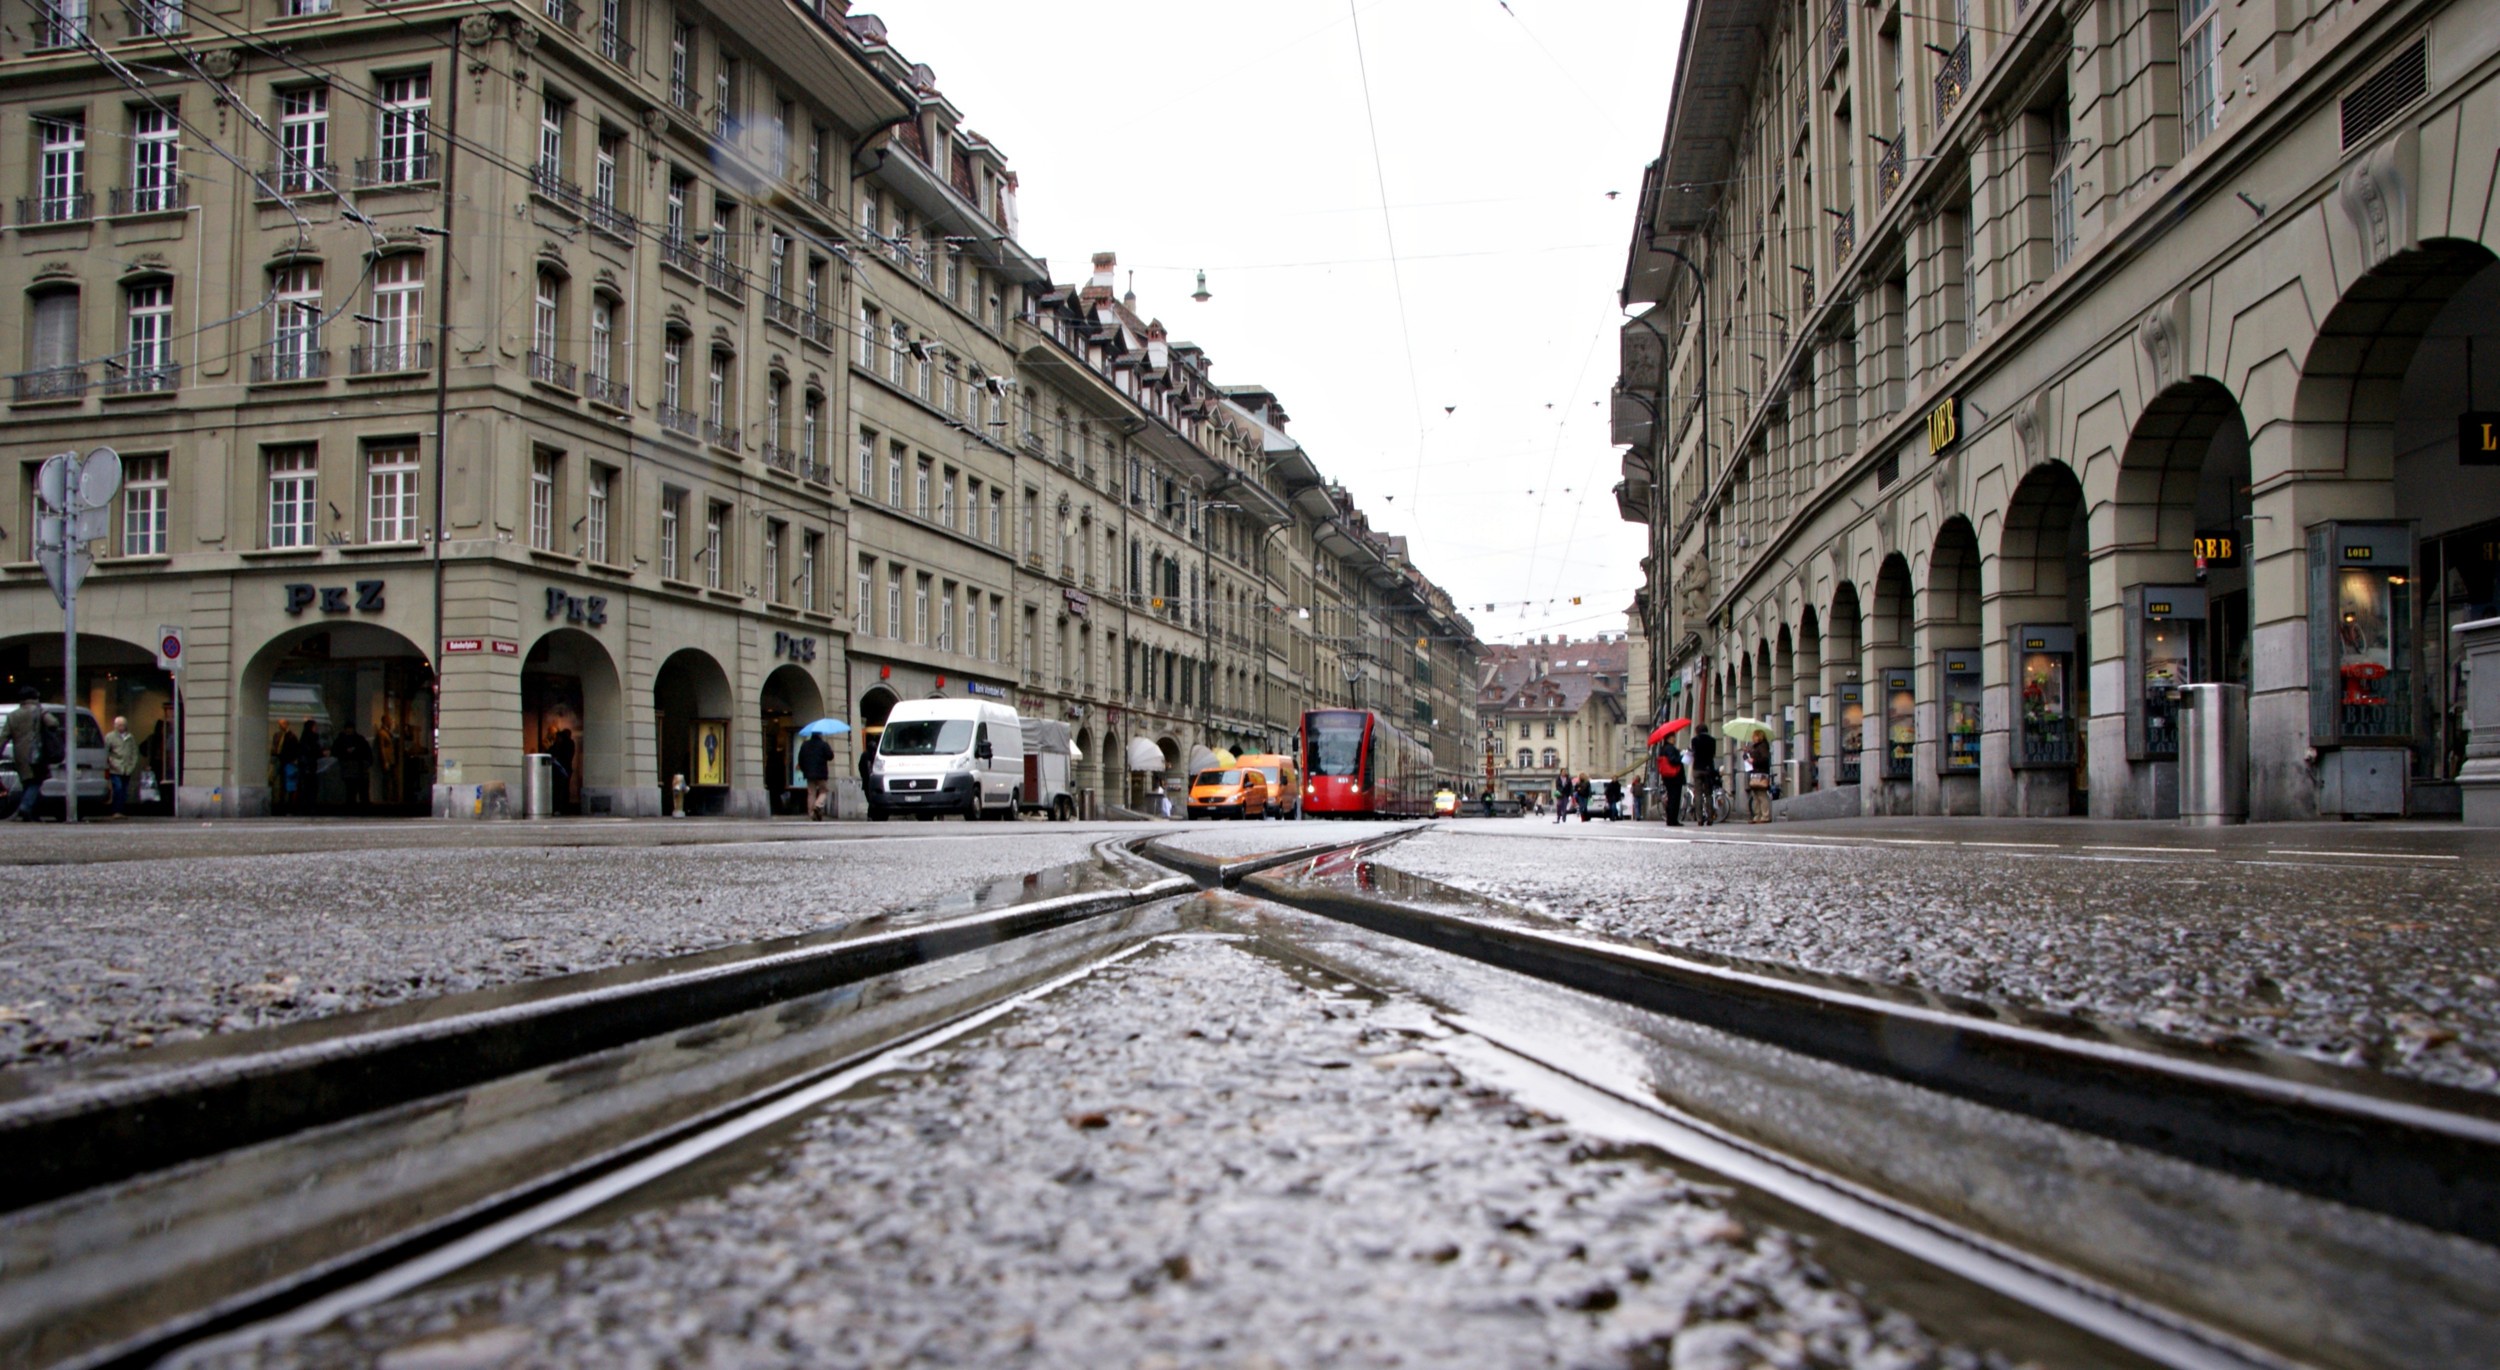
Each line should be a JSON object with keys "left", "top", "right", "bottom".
{"left": 1343, "top": 0, "right": 1433, "bottom": 522}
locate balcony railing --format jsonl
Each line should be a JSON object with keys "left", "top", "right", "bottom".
{"left": 355, "top": 153, "right": 438, "bottom": 187}
{"left": 702, "top": 417, "right": 741, "bottom": 453}
{"left": 11, "top": 367, "right": 88, "bottom": 403}
{"left": 122, "top": 0, "right": 182, "bottom": 36}
{"left": 803, "top": 311, "right": 837, "bottom": 348}
{"left": 1831, "top": 208, "right": 1855, "bottom": 260}
{"left": 1824, "top": 2, "right": 1846, "bottom": 71}
{"left": 527, "top": 349, "right": 577, "bottom": 390}
{"left": 350, "top": 339, "right": 433, "bottom": 375}
{"left": 530, "top": 166, "right": 583, "bottom": 212}
{"left": 109, "top": 180, "right": 187, "bottom": 215}
{"left": 802, "top": 457, "right": 830, "bottom": 485}
{"left": 764, "top": 292, "right": 800, "bottom": 331}
{"left": 1877, "top": 134, "right": 1905, "bottom": 202}
{"left": 583, "top": 373, "right": 629, "bottom": 409}
{"left": 261, "top": 160, "right": 340, "bottom": 198}
{"left": 587, "top": 198, "right": 636, "bottom": 241}
{"left": 103, "top": 361, "right": 180, "bottom": 396}
{"left": 18, "top": 193, "right": 92, "bottom": 226}
{"left": 659, "top": 233, "right": 701, "bottom": 275}
{"left": 657, "top": 403, "right": 700, "bottom": 439}
{"left": 669, "top": 78, "right": 698, "bottom": 113}
{"left": 1933, "top": 33, "right": 1971, "bottom": 127}
{"left": 596, "top": 22, "right": 633, "bottom": 66}
{"left": 761, "top": 442, "right": 796, "bottom": 475}
{"left": 250, "top": 348, "right": 329, "bottom": 383}
{"left": 702, "top": 254, "right": 746, "bottom": 300}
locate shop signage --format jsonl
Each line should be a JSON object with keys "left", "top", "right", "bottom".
{"left": 2023, "top": 636, "right": 2049, "bottom": 650}
{"left": 2343, "top": 544, "right": 2374, "bottom": 561}
{"left": 1064, "top": 587, "right": 1090, "bottom": 618}
{"left": 2461, "top": 412, "right": 2500, "bottom": 465}
{"left": 2191, "top": 531, "right": 2241, "bottom": 567}
{"left": 1926, "top": 396, "right": 1958, "bottom": 455}
{"left": 1018, "top": 693, "right": 1048, "bottom": 714}
{"left": 966, "top": 681, "right": 1006, "bottom": 699}
{"left": 543, "top": 588, "right": 609, "bottom": 626}
{"left": 442, "top": 638, "right": 518, "bottom": 655}
{"left": 284, "top": 580, "right": 385, "bottom": 616}
{"left": 772, "top": 631, "right": 817, "bottom": 663}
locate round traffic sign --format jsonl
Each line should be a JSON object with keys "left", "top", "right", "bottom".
{"left": 161, "top": 634, "right": 183, "bottom": 661}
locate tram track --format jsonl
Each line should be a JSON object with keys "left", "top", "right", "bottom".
{"left": 6, "top": 825, "right": 2492, "bottom": 1367}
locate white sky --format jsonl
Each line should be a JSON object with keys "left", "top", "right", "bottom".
{"left": 862, "top": 0, "right": 1683, "bottom": 645}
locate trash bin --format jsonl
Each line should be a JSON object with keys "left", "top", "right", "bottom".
{"left": 520, "top": 752, "right": 555, "bottom": 819}
{"left": 2178, "top": 683, "right": 2247, "bottom": 826}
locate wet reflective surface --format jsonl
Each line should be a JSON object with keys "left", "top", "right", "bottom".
{"left": 187, "top": 934, "right": 2029, "bottom": 1370}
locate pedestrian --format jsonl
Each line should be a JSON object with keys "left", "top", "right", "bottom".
{"left": 274, "top": 723, "right": 302, "bottom": 815}
{"left": 1574, "top": 772, "right": 1593, "bottom": 823}
{"left": 332, "top": 723, "right": 373, "bottom": 814}
{"left": 1746, "top": 733, "right": 1774, "bottom": 823}
{"left": 797, "top": 729, "right": 835, "bottom": 821}
{"left": 1657, "top": 746, "right": 1686, "bottom": 826}
{"left": 7, "top": 687, "right": 46, "bottom": 822}
{"left": 1689, "top": 726, "right": 1719, "bottom": 826}
{"left": 547, "top": 726, "right": 577, "bottom": 813}
{"left": 1552, "top": 771, "right": 1571, "bottom": 823}
{"left": 298, "top": 719, "right": 325, "bottom": 814}
{"left": 103, "top": 715, "right": 139, "bottom": 818}
{"left": 1603, "top": 776, "right": 1623, "bottom": 821}
{"left": 1481, "top": 787, "right": 1495, "bottom": 818}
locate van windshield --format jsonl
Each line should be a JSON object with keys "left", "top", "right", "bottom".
{"left": 1195, "top": 770, "right": 1244, "bottom": 786}
{"left": 879, "top": 719, "right": 975, "bottom": 756}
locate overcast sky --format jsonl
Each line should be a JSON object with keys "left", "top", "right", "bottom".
{"left": 864, "top": 0, "right": 1682, "bottom": 645}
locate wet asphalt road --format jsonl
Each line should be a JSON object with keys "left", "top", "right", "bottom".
{"left": 1383, "top": 820, "right": 2500, "bottom": 1093}
{"left": 0, "top": 825, "right": 1123, "bottom": 1066}
{"left": 197, "top": 935, "right": 2013, "bottom": 1370}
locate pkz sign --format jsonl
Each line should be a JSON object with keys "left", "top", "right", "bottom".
{"left": 283, "top": 580, "right": 384, "bottom": 615}
{"left": 544, "top": 587, "right": 609, "bottom": 626}
{"left": 773, "top": 631, "right": 818, "bottom": 663}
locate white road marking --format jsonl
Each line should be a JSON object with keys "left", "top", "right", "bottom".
{"left": 2266, "top": 849, "right": 2458, "bottom": 861}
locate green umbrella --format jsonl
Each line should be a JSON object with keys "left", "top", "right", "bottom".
{"left": 1721, "top": 717, "right": 1773, "bottom": 741}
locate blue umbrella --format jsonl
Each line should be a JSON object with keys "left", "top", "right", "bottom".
{"left": 797, "top": 717, "right": 852, "bottom": 737}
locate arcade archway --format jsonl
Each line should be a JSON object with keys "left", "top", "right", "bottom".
{"left": 653, "top": 649, "right": 733, "bottom": 816}
{"left": 522, "top": 629, "right": 622, "bottom": 815}
{"left": 760, "top": 664, "right": 825, "bottom": 814}
{"left": 239, "top": 623, "right": 434, "bottom": 815}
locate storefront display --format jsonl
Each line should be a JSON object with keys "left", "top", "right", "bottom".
{"left": 2015, "top": 625, "right": 2078, "bottom": 767}
{"left": 1882, "top": 669, "right": 1915, "bottom": 779}
{"left": 1939, "top": 652, "right": 1982, "bottom": 774}
{"left": 2308, "top": 522, "right": 2417, "bottom": 744}
{"left": 1835, "top": 681, "right": 1864, "bottom": 785}
{"left": 2126, "top": 586, "right": 2204, "bottom": 759}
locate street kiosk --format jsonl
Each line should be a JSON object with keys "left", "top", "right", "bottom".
{"left": 1835, "top": 680, "right": 1865, "bottom": 785}
{"left": 2013, "top": 625, "right": 2079, "bottom": 768}
{"left": 2308, "top": 520, "right": 2418, "bottom": 816}
{"left": 1881, "top": 669, "right": 1916, "bottom": 779}
{"left": 1938, "top": 652, "right": 1983, "bottom": 775}
{"left": 2125, "top": 587, "right": 2205, "bottom": 761}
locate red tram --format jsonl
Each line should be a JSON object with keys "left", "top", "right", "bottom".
{"left": 1297, "top": 708, "right": 1433, "bottom": 818}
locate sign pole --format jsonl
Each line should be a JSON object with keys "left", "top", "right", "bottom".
{"left": 61, "top": 472, "right": 77, "bottom": 825}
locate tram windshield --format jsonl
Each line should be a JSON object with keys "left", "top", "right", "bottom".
{"left": 1306, "top": 712, "right": 1365, "bottom": 777}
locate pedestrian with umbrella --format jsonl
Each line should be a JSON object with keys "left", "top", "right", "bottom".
{"left": 795, "top": 718, "right": 850, "bottom": 821}
{"left": 1724, "top": 717, "right": 1775, "bottom": 823}
{"left": 1649, "top": 718, "right": 1691, "bottom": 826}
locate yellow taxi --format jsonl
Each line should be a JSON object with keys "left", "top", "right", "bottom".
{"left": 1186, "top": 766, "right": 1270, "bottom": 820}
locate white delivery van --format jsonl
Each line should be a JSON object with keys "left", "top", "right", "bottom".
{"left": 869, "top": 698, "right": 1024, "bottom": 821}
{"left": 0, "top": 704, "right": 110, "bottom": 815}
{"left": 1018, "top": 718, "right": 1077, "bottom": 820}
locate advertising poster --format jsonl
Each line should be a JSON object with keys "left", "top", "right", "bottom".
{"left": 694, "top": 719, "right": 729, "bottom": 786}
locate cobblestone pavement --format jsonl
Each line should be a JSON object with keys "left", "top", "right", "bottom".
{"left": 1385, "top": 821, "right": 2500, "bottom": 1093}
{"left": 202, "top": 937, "right": 2017, "bottom": 1370}
{"left": 0, "top": 828, "right": 1119, "bottom": 1067}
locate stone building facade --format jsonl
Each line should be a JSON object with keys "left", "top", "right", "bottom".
{"left": 1479, "top": 634, "right": 1636, "bottom": 804}
{"left": 0, "top": 0, "right": 1479, "bottom": 817}
{"left": 1615, "top": 0, "right": 2499, "bottom": 821}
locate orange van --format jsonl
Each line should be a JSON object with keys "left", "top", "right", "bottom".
{"left": 1186, "top": 766, "right": 1269, "bottom": 820}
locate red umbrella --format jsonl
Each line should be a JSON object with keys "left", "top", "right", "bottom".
{"left": 1647, "top": 718, "right": 1692, "bottom": 746}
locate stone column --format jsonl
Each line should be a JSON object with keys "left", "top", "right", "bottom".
{"left": 2454, "top": 617, "right": 2500, "bottom": 827}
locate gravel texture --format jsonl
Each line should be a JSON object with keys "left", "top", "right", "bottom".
{"left": 0, "top": 831, "right": 1113, "bottom": 1067}
{"left": 207, "top": 937, "right": 2013, "bottom": 1369}
{"left": 1382, "top": 827, "right": 2500, "bottom": 1093}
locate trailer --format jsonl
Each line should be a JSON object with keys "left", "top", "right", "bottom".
{"left": 1019, "top": 719, "right": 1078, "bottom": 820}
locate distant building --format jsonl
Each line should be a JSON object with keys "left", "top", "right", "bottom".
{"left": 1480, "top": 635, "right": 1634, "bottom": 802}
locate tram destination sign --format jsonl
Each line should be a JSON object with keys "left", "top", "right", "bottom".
{"left": 2464, "top": 411, "right": 2500, "bottom": 465}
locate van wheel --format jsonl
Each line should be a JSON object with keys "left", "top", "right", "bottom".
{"left": 1055, "top": 796, "right": 1074, "bottom": 822}
{"left": 1003, "top": 789, "right": 1021, "bottom": 821}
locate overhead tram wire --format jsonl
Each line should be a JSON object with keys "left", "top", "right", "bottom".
{"left": 1344, "top": 0, "right": 1433, "bottom": 522}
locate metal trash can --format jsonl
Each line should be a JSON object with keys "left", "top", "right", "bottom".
{"left": 520, "top": 752, "right": 555, "bottom": 819}
{"left": 2178, "top": 683, "right": 2247, "bottom": 826}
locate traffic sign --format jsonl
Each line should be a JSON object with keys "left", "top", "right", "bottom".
{"left": 157, "top": 625, "right": 186, "bottom": 673}
{"left": 37, "top": 541, "right": 90, "bottom": 608}
{"left": 36, "top": 454, "right": 70, "bottom": 514}
{"left": 79, "top": 447, "right": 122, "bottom": 509}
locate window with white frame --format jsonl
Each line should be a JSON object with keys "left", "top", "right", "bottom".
{"left": 661, "top": 332, "right": 685, "bottom": 413}
{"left": 664, "top": 173, "right": 688, "bottom": 246}
{"left": 802, "top": 391, "right": 822, "bottom": 468}
{"left": 889, "top": 320, "right": 910, "bottom": 384}
{"left": 915, "top": 457, "right": 931, "bottom": 519}
{"left": 36, "top": 115, "right": 86, "bottom": 221}
{"left": 586, "top": 464, "right": 612, "bottom": 563}
{"left": 858, "top": 303, "right": 881, "bottom": 368}
{"left": 121, "top": 453, "right": 167, "bottom": 556}
{"left": 2179, "top": 0, "right": 2221, "bottom": 151}
{"left": 270, "top": 263, "right": 322, "bottom": 378}
{"left": 990, "top": 488, "right": 1003, "bottom": 547}
{"left": 123, "top": 281, "right": 174, "bottom": 388}
{"left": 986, "top": 597, "right": 1001, "bottom": 662}
{"left": 765, "top": 375, "right": 786, "bottom": 452}
{"left": 282, "top": 0, "right": 333, "bottom": 17}
{"left": 129, "top": 105, "right": 179, "bottom": 211}
{"left": 537, "top": 94, "right": 566, "bottom": 189}
{"left": 940, "top": 466, "right": 956, "bottom": 529}
{"left": 659, "top": 488, "right": 684, "bottom": 579}
{"left": 885, "top": 564, "right": 903, "bottom": 639}
{"left": 856, "top": 555, "right": 875, "bottom": 635}
{"left": 594, "top": 131, "right": 620, "bottom": 212}
{"left": 529, "top": 450, "right": 557, "bottom": 551}
{"left": 706, "top": 349, "right": 730, "bottom": 429}
{"left": 365, "top": 443, "right": 418, "bottom": 543}
{"left": 35, "top": 0, "right": 87, "bottom": 47}
{"left": 267, "top": 446, "right": 317, "bottom": 549}
{"left": 588, "top": 297, "right": 614, "bottom": 384}
{"left": 767, "top": 231, "right": 788, "bottom": 302}
{"left": 375, "top": 72, "right": 432, "bottom": 182}
{"left": 857, "top": 428, "right": 877, "bottom": 494}
{"left": 277, "top": 87, "right": 328, "bottom": 192}
{"left": 713, "top": 52, "right": 739, "bottom": 139}
{"left": 703, "top": 500, "right": 726, "bottom": 589}
{"left": 532, "top": 271, "right": 561, "bottom": 365}
{"left": 937, "top": 579, "right": 955, "bottom": 652}
{"left": 763, "top": 520, "right": 784, "bottom": 601}
{"left": 366, "top": 253, "right": 424, "bottom": 370}
{"left": 913, "top": 573, "right": 930, "bottom": 644}
{"left": 798, "top": 530, "right": 819, "bottom": 611}
{"left": 670, "top": 22, "right": 694, "bottom": 106}
{"left": 887, "top": 441, "right": 905, "bottom": 505}
{"left": 129, "top": 0, "right": 181, "bottom": 34}
{"left": 597, "top": 0, "right": 628, "bottom": 62}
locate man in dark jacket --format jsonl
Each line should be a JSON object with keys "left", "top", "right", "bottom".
{"left": 1657, "top": 748, "right": 1686, "bottom": 826}
{"left": 797, "top": 731, "right": 836, "bottom": 820}
{"left": 1573, "top": 773, "right": 1593, "bottom": 822}
{"left": 6, "top": 688, "right": 46, "bottom": 822}
{"left": 331, "top": 724, "right": 373, "bottom": 814}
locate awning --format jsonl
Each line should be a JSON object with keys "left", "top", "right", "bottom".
{"left": 1127, "top": 737, "right": 1165, "bottom": 772}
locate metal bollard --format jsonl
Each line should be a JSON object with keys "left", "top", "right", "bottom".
{"left": 2178, "top": 683, "right": 2248, "bottom": 826}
